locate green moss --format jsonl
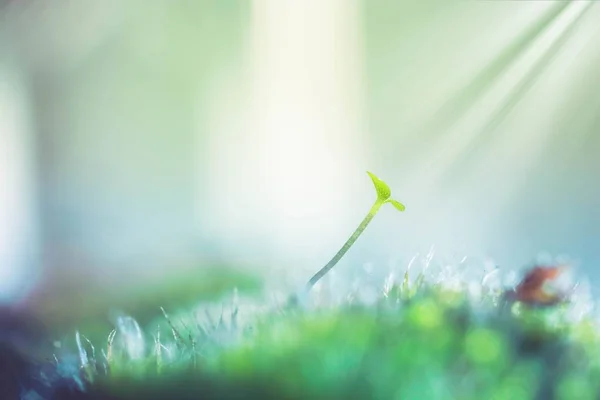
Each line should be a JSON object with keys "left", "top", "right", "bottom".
{"left": 42, "top": 169, "right": 597, "bottom": 399}
{"left": 51, "top": 275, "right": 600, "bottom": 400}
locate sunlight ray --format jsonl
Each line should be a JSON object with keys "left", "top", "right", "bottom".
{"left": 400, "top": 1, "right": 592, "bottom": 195}
{"left": 421, "top": 2, "right": 569, "bottom": 139}
{"left": 440, "top": 1, "right": 597, "bottom": 184}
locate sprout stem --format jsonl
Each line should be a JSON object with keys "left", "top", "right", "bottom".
{"left": 306, "top": 200, "right": 384, "bottom": 289}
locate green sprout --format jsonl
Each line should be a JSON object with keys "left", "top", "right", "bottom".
{"left": 305, "top": 171, "right": 405, "bottom": 290}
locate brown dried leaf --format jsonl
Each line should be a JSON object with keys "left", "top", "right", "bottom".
{"left": 505, "top": 265, "right": 569, "bottom": 307}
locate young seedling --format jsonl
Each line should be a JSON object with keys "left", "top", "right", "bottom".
{"left": 305, "top": 171, "right": 405, "bottom": 291}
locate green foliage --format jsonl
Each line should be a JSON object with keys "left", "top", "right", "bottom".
{"left": 367, "top": 171, "right": 391, "bottom": 201}
{"left": 386, "top": 198, "right": 406, "bottom": 211}
{"left": 366, "top": 171, "right": 405, "bottom": 212}
{"left": 55, "top": 268, "right": 600, "bottom": 400}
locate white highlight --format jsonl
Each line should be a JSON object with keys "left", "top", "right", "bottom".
{"left": 116, "top": 315, "right": 146, "bottom": 360}
{"left": 202, "top": 0, "right": 367, "bottom": 272}
{"left": 0, "top": 57, "right": 38, "bottom": 304}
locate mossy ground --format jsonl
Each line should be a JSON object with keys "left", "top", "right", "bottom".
{"left": 27, "top": 260, "right": 600, "bottom": 400}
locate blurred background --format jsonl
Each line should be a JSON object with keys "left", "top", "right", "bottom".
{"left": 1, "top": 1, "right": 599, "bottom": 331}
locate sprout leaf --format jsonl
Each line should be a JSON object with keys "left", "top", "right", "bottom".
{"left": 367, "top": 171, "right": 391, "bottom": 201}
